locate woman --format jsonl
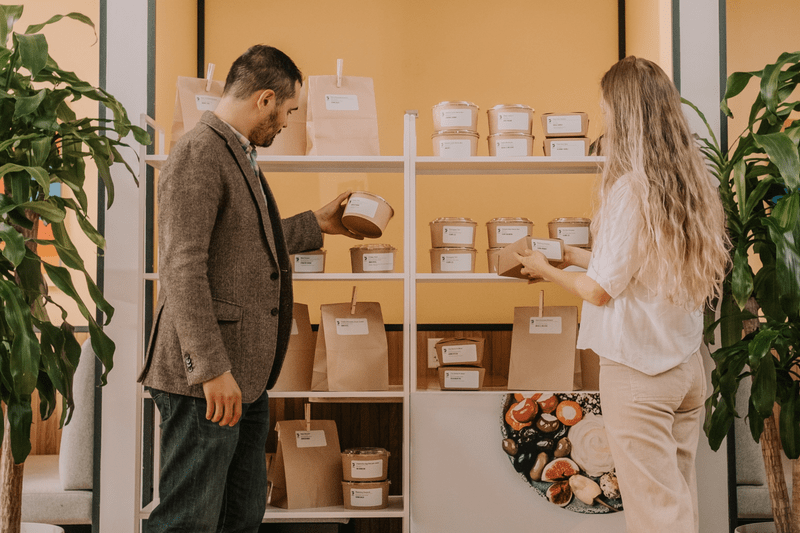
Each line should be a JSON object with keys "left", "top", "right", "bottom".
{"left": 515, "top": 56, "right": 729, "bottom": 533}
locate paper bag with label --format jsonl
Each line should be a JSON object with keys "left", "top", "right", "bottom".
{"left": 272, "top": 303, "right": 315, "bottom": 391}
{"left": 261, "top": 83, "right": 308, "bottom": 156}
{"left": 267, "top": 419, "right": 343, "bottom": 509}
{"left": 171, "top": 69, "right": 224, "bottom": 150}
{"left": 306, "top": 59, "right": 380, "bottom": 155}
{"left": 508, "top": 306, "right": 581, "bottom": 390}
{"left": 311, "top": 302, "right": 389, "bottom": 391}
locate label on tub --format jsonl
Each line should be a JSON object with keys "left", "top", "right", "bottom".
{"left": 497, "top": 112, "right": 529, "bottom": 130}
{"left": 195, "top": 95, "right": 221, "bottom": 111}
{"left": 529, "top": 317, "right": 563, "bottom": 334}
{"left": 351, "top": 460, "right": 383, "bottom": 479}
{"left": 496, "top": 225, "right": 529, "bottom": 244}
{"left": 530, "top": 239, "right": 563, "bottom": 261}
{"left": 345, "top": 197, "right": 379, "bottom": 218}
{"left": 335, "top": 318, "right": 369, "bottom": 336}
{"left": 325, "top": 94, "right": 359, "bottom": 111}
{"left": 548, "top": 139, "right": 586, "bottom": 158}
{"left": 441, "top": 344, "right": 478, "bottom": 364}
{"left": 440, "top": 253, "right": 472, "bottom": 271}
{"left": 438, "top": 139, "right": 472, "bottom": 157}
{"left": 444, "top": 370, "right": 479, "bottom": 389}
{"left": 442, "top": 226, "right": 474, "bottom": 244}
{"left": 494, "top": 138, "right": 528, "bottom": 156}
{"left": 362, "top": 252, "right": 394, "bottom": 271}
{"left": 294, "top": 255, "right": 324, "bottom": 272}
{"left": 545, "top": 115, "right": 583, "bottom": 134}
{"left": 556, "top": 226, "right": 590, "bottom": 245}
{"left": 439, "top": 109, "right": 472, "bottom": 127}
{"left": 349, "top": 487, "right": 383, "bottom": 507}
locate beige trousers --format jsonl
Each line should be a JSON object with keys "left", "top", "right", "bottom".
{"left": 599, "top": 350, "right": 706, "bottom": 533}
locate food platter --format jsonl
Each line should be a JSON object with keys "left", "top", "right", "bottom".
{"left": 500, "top": 392, "right": 623, "bottom": 513}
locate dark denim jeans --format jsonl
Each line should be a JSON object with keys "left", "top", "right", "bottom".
{"left": 146, "top": 387, "right": 270, "bottom": 533}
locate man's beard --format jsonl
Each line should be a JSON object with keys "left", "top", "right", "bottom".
{"left": 251, "top": 108, "right": 282, "bottom": 147}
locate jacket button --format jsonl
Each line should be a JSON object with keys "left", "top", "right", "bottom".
{"left": 271, "top": 308, "right": 279, "bottom": 316}
{"left": 270, "top": 272, "right": 279, "bottom": 281}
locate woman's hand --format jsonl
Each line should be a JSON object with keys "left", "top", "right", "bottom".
{"left": 514, "top": 249, "right": 550, "bottom": 279}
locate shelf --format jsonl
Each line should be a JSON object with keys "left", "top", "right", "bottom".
{"left": 269, "top": 385, "right": 405, "bottom": 399}
{"left": 263, "top": 495, "right": 404, "bottom": 520}
{"left": 415, "top": 273, "right": 529, "bottom": 283}
{"left": 143, "top": 155, "right": 404, "bottom": 173}
{"left": 293, "top": 273, "right": 405, "bottom": 281}
{"left": 415, "top": 156, "right": 604, "bottom": 175}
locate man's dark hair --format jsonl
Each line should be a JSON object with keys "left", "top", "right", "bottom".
{"left": 223, "top": 45, "right": 303, "bottom": 104}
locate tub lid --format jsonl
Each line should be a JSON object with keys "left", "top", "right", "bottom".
{"left": 487, "top": 132, "right": 534, "bottom": 139}
{"left": 549, "top": 217, "right": 591, "bottom": 224}
{"left": 430, "top": 217, "right": 477, "bottom": 225}
{"left": 350, "top": 244, "right": 396, "bottom": 251}
{"left": 342, "top": 447, "right": 389, "bottom": 456}
{"left": 489, "top": 104, "right": 534, "bottom": 112}
{"left": 487, "top": 217, "right": 533, "bottom": 225}
{"left": 431, "top": 129, "right": 480, "bottom": 138}
{"left": 293, "top": 248, "right": 326, "bottom": 254}
{"left": 430, "top": 247, "right": 478, "bottom": 252}
{"left": 348, "top": 191, "right": 394, "bottom": 215}
{"left": 433, "top": 101, "right": 479, "bottom": 109}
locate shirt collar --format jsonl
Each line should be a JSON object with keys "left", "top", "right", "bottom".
{"left": 220, "top": 119, "right": 256, "bottom": 156}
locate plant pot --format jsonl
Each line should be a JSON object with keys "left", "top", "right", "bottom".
{"left": 21, "top": 524, "right": 65, "bottom": 533}
{"left": 735, "top": 522, "right": 776, "bottom": 533}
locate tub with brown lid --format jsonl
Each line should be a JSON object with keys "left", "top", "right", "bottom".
{"left": 486, "top": 217, "right": 534, "bottom": 248}
{"left": 432, "top": 130, "right": 479, "bottom": 157}
{"left": 341, "top": 447, "right": 390, "bottom": 482}
{"left": 350, "top": 244, "right": 396, "bottom": 273}
{"left": 430, "top": 248, "right": 477, "bottom": 273}
{"left": 548, "top": 218, "right": 592, "bottom": 248}
{"left": 430, "top": 217, "right": 477, "bottom": 248}
{"left": 290, "top": 249, "right": 326, "bottom": 273}
{"left": 487, "top": 104, "right": 534, "bottom": 134}
{"left": 341, "top": 191, "right": 394, "bottom": 239}
{"left": 488, "top": 133, "right": 534, "bottom": 157}
{"left": 432, "top": 101, "right": 479, "bottom": 131}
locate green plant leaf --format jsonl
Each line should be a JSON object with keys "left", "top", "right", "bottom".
{"left": 15, "top": 32, "right": 48, "bottom": 78}
{"left": 760, "top": 52, "right": 800, "bottom": 120}
{"left": 0, "top": 223, "right": 25, "bottom": 267}
{"left": 744, "top": 176, "right": 777, "bottom": 219}
{"left": 762, "top": 193, "right": 800, "bottom": 319}
{"left": 85, "top": 273, "right": 113, "bottom": 323}
{"left": 13, "top": 89, "right": 48, "bottom": 120}
{"left": 7, "top": 396, "right": 32, "bottom": 464}
{"left": 779, "top": 382, "right": 800, "bottom": 459}
{"left": 41, "top": 262, "right": 91, "bottom": 321}
{"left": 36, "top": 370, "right": 56, "bottom": 421}
{"left": 704, "top": 394, "right": 733, "bottom": 451}
{"left": 50, "top": 221, "right": 85, "bottom": 271}
{"left": 722, "top": 71, "right": 756, "bottom": 117}
{"left": 0, "top": 163, "right": 49, "bottom": 193}
{"left": 732, "top": 244, "right": 754, "bottom": 310}
{"left": 88, "top": 319, "right": 114, "bottom": 385}
{"left": 750, "top": 336, "right": 778, "bottom": 418}
{"left": 16, "top": 200, "right": 65, "bottom": 223}
{"left": 749, "top": 399, "right": 766, "bottom": 442}
{"left": 754, "top": 132, "right": 800, "bottom": 190}
{"left": 733, "top": 159, "right": 747, "bottom": 219}
{"left": 25, "top": 12, "right": 95, "bottom": 38}
{"left": 0, "top": 280, "right": 39, "bottom": 396}
{"left": 0, "top": 5, "right": 23, "bottom": 47}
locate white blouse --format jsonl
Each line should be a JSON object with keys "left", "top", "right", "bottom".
{"left": 576, "top": 175, "right": 703, "bottom": 376}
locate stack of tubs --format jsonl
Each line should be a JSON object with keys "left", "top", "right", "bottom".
{"left": 487, "top": 104, "right": 535, "bottom": 156}
{"left": 431, "top": 101, "right": 480, "bottom": 157}
{"left": 541, "top": 112, "right": 591, "bottom": 158}
{"left": 341, "top": 448, "right": 391, "bottom": 510}
{"left": 429, "top": 217, "right": 478, "bottom": 273}
{"left": 486, "top": 218, "right": 535, "bottom": 273}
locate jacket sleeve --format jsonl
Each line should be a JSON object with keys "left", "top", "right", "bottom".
{"left": 158, "top": 140, "right": 233, "bottom": 386}
{"left": 282, "top": 211, "right": 324, "bottom": 255}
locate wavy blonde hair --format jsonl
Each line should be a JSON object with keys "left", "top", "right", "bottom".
{"left": 595, "top": 56, "right": 730, "bottom": 310}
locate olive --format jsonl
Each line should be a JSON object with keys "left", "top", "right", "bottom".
{"left": 534, "top": 437, "right": 555, "bottom": 453}
{"left": 529, "top": 452, "right": 549, "bottom": 481}
{"left": 502, "top": 438, "right": 518, "bottom": 456}
{"left": 553, "top": 437, "right": 572, "bottom": 458}
{"left": 517, "top": 426, "right": 540, "bottom": 452}
{"left": 514, "top": 451, "right": 535, "bottom": 474}
{"left": 552, "top": 423, "right": 569, "bottom": 442}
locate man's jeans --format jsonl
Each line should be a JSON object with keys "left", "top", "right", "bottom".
{"left": 146, "top": 387, "right": 270, "bottom": 533}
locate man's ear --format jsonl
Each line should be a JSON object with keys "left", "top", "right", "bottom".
{"left": 256, "top": 89, "right": 276, "bottom": 111}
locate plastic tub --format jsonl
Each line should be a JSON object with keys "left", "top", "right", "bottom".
{"left": 437, "top": 366, "right": 486, "bottom": 390}
{"left": 487, "top": 248, "right": 503, "bottom": 273}
{"left": 432, "top": 101, "right": 479, "bottom": 131}
{"left": 487, "top": 104, "right": 534, "bottom": 134}
{"left": 430, "top": 248, "right": 477, "bottom": 273}
{"left": 290, "top": 249, "right": 326, "bottom": 273}
{"left": 341, "top": 191, "right": 394, "bottom": 239}
{"left": 543, "top": 137, "right": 590, "bottom": 158}
{"left": 350, "top": 244, "right": 396, "bottom": 273}
{"left": 486, "top": 217, "right": 534, "bottom": 248}
{"left": 541, "top": 112, "right": 589, "bottom": 138}
{"left": 341, "top": 448, "right": 390, "bottom": 482}
{"left": 488, "top": 133, "right": 534, "bottom": 157}
{"left": 430, "top": 217, "right": 477, "bottom": 248}
{"left": 342, "top": 480, "right": 391, "bottom": 510}
{"left": 432, "top": 130, "right": 479, "bottom": 157}
{"left": 548, "top": 218, "right": 592, "bottom": 248}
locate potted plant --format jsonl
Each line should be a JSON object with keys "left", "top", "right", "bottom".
{"left": 687, "top": 51, "right": 800, "bottom": 533}
{"left": 0, "top": 5, "right": 148, "bottom": 532}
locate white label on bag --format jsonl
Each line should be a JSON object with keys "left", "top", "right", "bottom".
{"left": 195, "top": 95, "right": 221, "bottom": 111}
{"left": 496, "top": 226, "right": 529, "bottom": 244}
{"left": 325, "top": 94, "right": 359, "bottom": 111}
{"left": 444, "top": 370, "right": 479, "bottom": 389}
{"left": 529, "top": 317, "right": 563, "bottom": 334}
{"left": 295, "top": 430, "right": 327, "bottom": 448}
{"left": 294, "top": 255, "right": 324, "bottom": 272}
{"left": 546, "top": 115, "right": 583, "bottom": 134}
{"left": 439, "top": 109, "right": 472, "bottom": 127}
{"left": 362, "top": 253, "right": 394, "bottom": 271}
{"left": 557, "top": 226, "right": 590, "bottom": 245}
{"left": 548, "top": 140, "right": 586, "bottom": 158}
{"left": 349, "top": 487, "right": 383, "bottom": 507}
{"left": 335, "top": 318, "right": 369, "bottom": 336}
{"left": 494, "top": 138, "right": 528, "bottom": 157}
{"left": 438, "top": 139, "right": 472, "bottom": 157}
{"left": 440, "top": 253, "right": 472, "bottom": 272}
{"left": 442, "top": 226, "right": 474, "bottom": 244}
{"left": 530, "top": 239, "right": 563, "bottom": 261}
{"left": 497, "top": 112, "right": 529, "bottom": 130}
{"left": 351, "top": 460, "right": 383, "bottom": 479}
{"left": 345, "top": 197, "right": 379, "bottom": 218}
{"left": 291, "top": 318, "right": 299, "bottom": 335}
{"left": 441, "top": 344, "right": 477, "bottom": 364}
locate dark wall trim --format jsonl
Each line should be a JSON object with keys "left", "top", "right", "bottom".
{"left": 719, "top": 0, "right": 728, "bottom": 153}
{"left": 618, "top": 0, "right": 626, "bottom": 60}
{"left": 672, "top": 0, "right": 681, "bottom": 91}
{"left": 197, "top": 0, "right": 205, "bottom": 78}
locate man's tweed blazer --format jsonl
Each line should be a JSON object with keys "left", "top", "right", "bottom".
{"left": 138, "top": 112, "right": 323, "bottom": 402}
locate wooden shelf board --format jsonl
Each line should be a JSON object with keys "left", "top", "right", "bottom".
{"left": 415, "top": 156, "right": 604, "bottom": 175}
{"left": 144, "top": 155, "right": 405, "bottom": 173}
{"left": 415, "top": 273, "right": 530, "bottom": 283}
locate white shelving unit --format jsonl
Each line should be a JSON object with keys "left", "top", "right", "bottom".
{"left": 136, "top": 111, "right": 603, "bottom": 532}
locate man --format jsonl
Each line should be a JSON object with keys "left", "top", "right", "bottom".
{"left": 138, "top": 45, "right": 359, "bottom": 532}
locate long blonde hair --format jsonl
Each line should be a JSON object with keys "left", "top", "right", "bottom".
{"left": 595, "top": 56, "right": 730, "bottom": 310}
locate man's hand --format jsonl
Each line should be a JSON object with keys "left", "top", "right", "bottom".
{"left": 202, "top": 371, "right": 242, "bottom": 427}
{"left": 314, "top": 190, "right": 364, "bottom": 239}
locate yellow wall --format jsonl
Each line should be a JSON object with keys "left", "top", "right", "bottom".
{"left": 156, "top": 0, "right": 620, "bottom": 324}
{"left": 625, "top": 0, "right": 672, "bottom": 75}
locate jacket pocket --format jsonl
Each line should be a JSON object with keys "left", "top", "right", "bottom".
{"left": 213, "top": 298, "right": 242, "bottom": 359}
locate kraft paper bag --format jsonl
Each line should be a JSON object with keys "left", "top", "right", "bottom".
{"left": 579, "top": 348, "right": 601, "bottom": 391}
{"left": 266, "top": 419, "right": 343, "bottom": 509}
{"left": 311, "top": 302, "right": 389, "bottom": 391}
{"left": 261, "top": 83, "right": 308, "bottom": 156}
{"left": 272, "top": 303, "right": 315, "bottom": 391}
{"left": 306, "top": 59, "right": 380, "bottom": 155}
{"left": 171, "top": 69, "right": 224, "bottom": 150}
{"left": 507, "top": 306, "right": 581, "bottom": 391}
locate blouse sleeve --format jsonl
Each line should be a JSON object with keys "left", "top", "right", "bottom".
{"left": 585, "top": 178, "right": 644, "bottom": 299}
